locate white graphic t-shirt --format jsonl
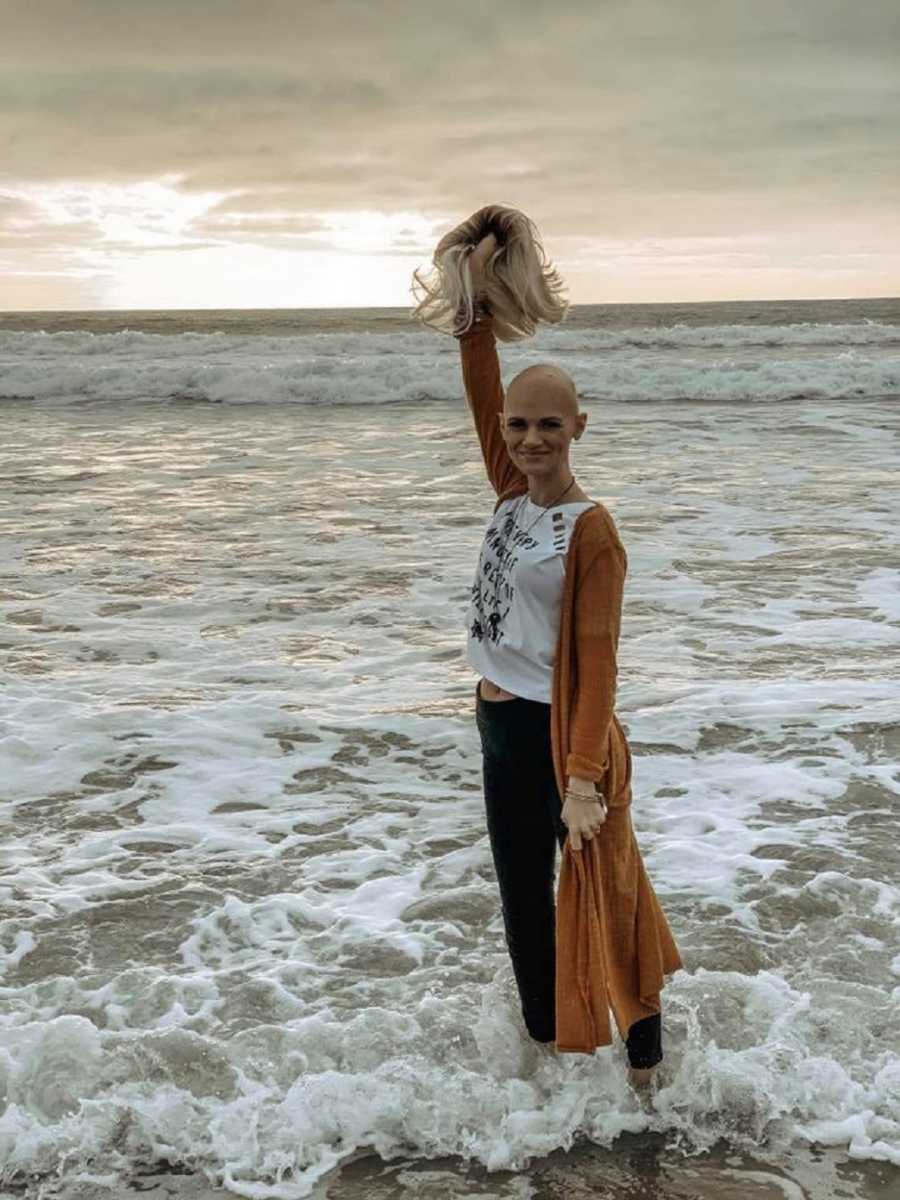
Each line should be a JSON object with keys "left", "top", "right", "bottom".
{"left": 466, "top": 494, "right": 597, "bottom": 703}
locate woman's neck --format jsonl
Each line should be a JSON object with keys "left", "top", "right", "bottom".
{"left": 527, "top": 474, "right": 590, "bottom": 506}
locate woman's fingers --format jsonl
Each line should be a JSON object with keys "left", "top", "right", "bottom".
{"left": 562, "top": 792, "right": 608, "bottom": 851}
{"left": 566, "top": 815, "right": 605, "bottom": 851}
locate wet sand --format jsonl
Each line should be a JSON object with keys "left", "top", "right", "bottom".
{"left": 7, "top": 1138, "right": 898, "bottom": 1199}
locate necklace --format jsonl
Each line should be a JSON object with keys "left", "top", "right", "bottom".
{"left": 504, "top": 475, "right": 578, "bottom": 544}
{"left": 518, "top": 476, "right": 578, "bottom": 535}
{"left": 485, "top": 476, "right": 578, "bottom": 585}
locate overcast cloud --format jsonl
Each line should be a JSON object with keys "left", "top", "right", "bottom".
{"left": 1, "top": 0, "right": 898, "bottom": 308}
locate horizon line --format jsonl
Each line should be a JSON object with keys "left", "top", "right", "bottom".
{"left": 2, "top": 293, "right": 898, "bottom": 316}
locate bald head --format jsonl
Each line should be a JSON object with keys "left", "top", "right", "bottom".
{"left": 506, "top": 363, "right": 580, "bottom": 420}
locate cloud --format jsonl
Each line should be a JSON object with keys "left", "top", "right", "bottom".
{"left": 0, "top": 0, "right": 897, "bottom": 305}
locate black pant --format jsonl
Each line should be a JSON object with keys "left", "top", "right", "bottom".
{"left": 475, "top": 679, "right": 662, "bottom": 1069}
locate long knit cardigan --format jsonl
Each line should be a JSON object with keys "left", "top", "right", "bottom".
{"left": 457, "top": 313, "right": 684, "bottom": 1053}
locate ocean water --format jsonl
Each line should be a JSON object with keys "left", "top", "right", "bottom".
{"left": 0, "top": 297, "right": 899, "bottom": 1199}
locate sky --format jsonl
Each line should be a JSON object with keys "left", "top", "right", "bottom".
{"left": 1, "top": 0, "right": 898, "bottom": 310}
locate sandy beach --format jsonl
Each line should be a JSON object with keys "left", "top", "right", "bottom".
{"left": 8, "top": 1141, "right": 899, "bottom": 1199}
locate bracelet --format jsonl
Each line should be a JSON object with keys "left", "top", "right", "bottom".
{"left": 565, "top": 786, "right": 606, "bottom": 804}
{"left": 453, "top": 295, "right": 492, "bottom": 335}
{"left": 471, "top": 296, "right": 492, "bottom": 321}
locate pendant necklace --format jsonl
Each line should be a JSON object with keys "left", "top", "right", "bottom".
{"left": 496, "top": 475, "right": 578, "bottom": 556}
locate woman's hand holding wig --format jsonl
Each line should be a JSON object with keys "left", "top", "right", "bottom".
{"left": 411, "top": 204, "right": 570, "bottom": 342}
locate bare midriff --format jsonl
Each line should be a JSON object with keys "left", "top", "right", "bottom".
{"left": 479, "top": 676, "right": 519, "bottom": 702}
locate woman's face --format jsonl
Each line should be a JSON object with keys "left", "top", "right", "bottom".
{"left": 501, "top": 371, "right": 585, "bottom": 471}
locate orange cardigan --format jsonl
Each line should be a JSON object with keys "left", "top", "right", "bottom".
{"left": 457, "top": 314, "right": 684, "bottom": 1053}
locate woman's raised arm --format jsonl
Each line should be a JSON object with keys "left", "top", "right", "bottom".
{"left": 455, "top": 314, "right": 529, "bottom": 499}
{"left": 454, "top": 235, "right": 529, "bottom": 499}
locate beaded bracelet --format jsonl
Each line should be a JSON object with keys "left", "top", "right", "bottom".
{"left": 453, "top": 294, "right": 492, "bottom": 335}
{"left": 470, "top": 296, "right": 491, "bottom": 321}
{"left": 566, "top": 786, "right": 607, "bottom": 807}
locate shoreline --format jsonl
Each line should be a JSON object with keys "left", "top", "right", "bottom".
{"left": 9, "top": 1137, "right": 900, "bottom": 1200}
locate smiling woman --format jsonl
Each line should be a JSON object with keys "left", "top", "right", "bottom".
{"left": 412, "top": 208, "right": 684, "bottom": 1084}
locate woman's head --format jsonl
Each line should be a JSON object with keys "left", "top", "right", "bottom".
{"left": 411, "top": 204, "right": 570, "bottom": 342}
{"left": 501, "top": 363, "right": 586, "bottom": 479}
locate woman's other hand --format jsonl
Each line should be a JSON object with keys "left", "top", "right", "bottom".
{"left": 562, "top": 790, "right": 607, "bottom": 852}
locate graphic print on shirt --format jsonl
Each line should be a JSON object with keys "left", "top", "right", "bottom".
{"left": 552, "top": 509, "right": 566, "bottom": 553}
{"left": 469, "top": 502, "right": 540, "bottom": 646}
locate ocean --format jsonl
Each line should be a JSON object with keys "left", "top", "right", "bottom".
{"left": 1, "top": 297, "right": 899, "bottom": 1199}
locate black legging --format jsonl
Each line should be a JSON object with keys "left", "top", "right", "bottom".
{"left": 475, "top": 678, "right": 662, "bottom": 1069}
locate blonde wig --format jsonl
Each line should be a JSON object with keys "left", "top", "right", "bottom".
{"left": 410, "top": 204, "right": 570, "bottom": 342}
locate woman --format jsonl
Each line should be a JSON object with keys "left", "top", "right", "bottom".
{"left": 413, "top": 207, "right": 683, "bottom": 1088}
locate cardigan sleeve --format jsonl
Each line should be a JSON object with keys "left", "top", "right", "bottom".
{"left": 455, "top": 316, "right": 529, "bottom": 499}
{"left": 565, "top": 533, "right": 626, "bottom": 784}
